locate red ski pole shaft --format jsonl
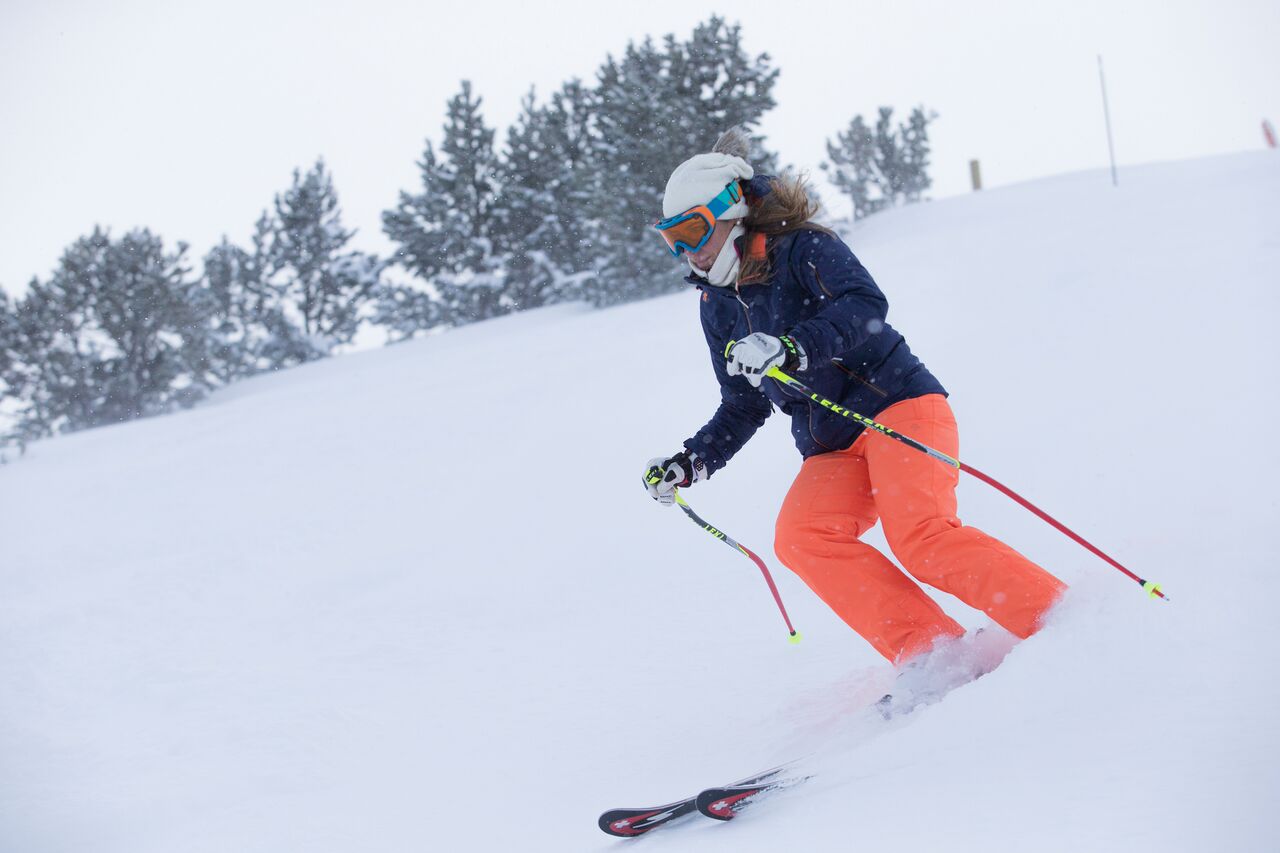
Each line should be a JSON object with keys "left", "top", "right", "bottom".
{"left": 764, "top": 366, "right": 1167, "bottom": 602}
{"left": 672, "top": 490, "right": 801, "bottom": 642}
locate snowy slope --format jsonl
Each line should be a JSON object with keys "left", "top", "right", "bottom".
{"left": 2, "top": 152, "right": 1278, "bottom": 852}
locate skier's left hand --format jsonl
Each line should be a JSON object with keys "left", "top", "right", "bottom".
{"left": 726, "top": 333, "right": 806, "bottom": 387}
{"left": 643, "top": 449, "right": 706, "bottom": 506}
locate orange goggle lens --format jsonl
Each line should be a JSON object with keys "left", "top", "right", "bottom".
{"left": 654, "top": 206, "right": 714, "bottom": 257}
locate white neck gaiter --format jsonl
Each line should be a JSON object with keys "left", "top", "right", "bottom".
{"left": 688, "top": 223, "right": 745, "bottom": 287}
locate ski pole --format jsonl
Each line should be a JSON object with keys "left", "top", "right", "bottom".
{"left": 666, "top": 486, "right": 801, "bottom": 643}
{"left": 764, "top": 365, "right": 1168, "bottom": 602}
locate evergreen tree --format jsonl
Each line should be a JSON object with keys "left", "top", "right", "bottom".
{"left": 581, "top": 16, "right": 779, "bottom": 306}
{"left": 264, "top": 160, "right": 381, "bottom": 360}
{"left": 586, "top": 35, "right": 679, "bottom": 308}
{"left": 201, "top": 223, "right": 279, "bottom": 381}
{"left": 1, "top": 281, "right": 57, "bottom": 442}
{"left": 872, "top": 106, "right": 907, "bottom": 205}
{"left": 0, "top": 291, "right": 13, "bottom": 451}
{"left": 542, "top": 81, "right": 602, "bottom": 301}
{"left": 823, "top": 114, "right": 880, "bottom": 220}
{"left": 824, "top": 106, "right": 936, "bottom": 220}
{"left": 382, "top": 80, "right": 505, "bottom": 333}
{"left": 0, "top": 289, "right": 14, "bottom": 398}
{"left": 495, "top": 82, "right": 597, "bottom": 311}
{"left": 367, "top": 275, "right": 448, "bottom": 343}
{"left": 377, "top": 17, "right": 777, "bottom": 318}
{"left": 492, "top": 90, "right": 556, "bottom": 313}
{"left": 0, "top": 289, "right": 24, "bottom": 447}
{"left": 6, "top": 228, "right": 214, "bottom": 436}
{"left": 897, "top": 106, "right": 935, "bottom": 203}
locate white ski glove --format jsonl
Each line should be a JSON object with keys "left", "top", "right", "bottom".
{"left": 725, "top": 333, "right": 806, "bottom": 387}
{"left": 643, "top": 449, "right": 707, "bottom": 506}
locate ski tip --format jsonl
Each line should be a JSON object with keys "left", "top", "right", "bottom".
{"left": 597, "top": 800, "right": 698, "bottom": 837}
{"left": 701, "top": 778, "right": 788, "bottom": 819}
{"left": 597, "top": 813, "right": 660, "bottom": 837}
{"left": 694, "top": 788, "right": 744, "bottom": 821}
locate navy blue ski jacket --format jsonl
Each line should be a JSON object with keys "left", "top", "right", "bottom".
{"left": 683, "top": 217, "right": 946, "bottom": 477}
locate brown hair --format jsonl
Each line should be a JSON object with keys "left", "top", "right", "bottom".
{"left": 738, "top": 172, "right": 831, "bottom": 285}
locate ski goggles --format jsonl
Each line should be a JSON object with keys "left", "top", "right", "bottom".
{"left": 653, "top": 180, "right": 743, "bottom": 257}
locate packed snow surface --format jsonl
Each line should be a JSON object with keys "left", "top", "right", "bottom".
{"left": 3, "top": 152, "right": 1278, "bottom": 851}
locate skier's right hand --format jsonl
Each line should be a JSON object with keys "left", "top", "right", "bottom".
{"left": 643, "top": 449, "right": 706, "bottom": 506}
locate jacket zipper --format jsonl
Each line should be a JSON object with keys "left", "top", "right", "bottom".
{"left": 806, "top": 266, "right": 881, "bottom": 442}
{"left": 811, "top": 264, "right": 836, "bottom": 299}
{"left": 811, "top": 264, "right": 889, "bottom": 398}
{"left": 730, "top": 269, "right": 837, "bottom": 449}
{"left": 833, "top": 360, "right": 890, "bottom": 397}
{"left": 806, "top": 406, "right": 836, "bottom": 451}
{"left": 733, "top": 282, "right": 753, "bottom": 333}
{"left": 747, "top": 280, "right": 824, "bottom": 438}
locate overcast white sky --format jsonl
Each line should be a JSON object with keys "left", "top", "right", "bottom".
{"left": 2, "top": 0, "right": 1277, "bottom": 294}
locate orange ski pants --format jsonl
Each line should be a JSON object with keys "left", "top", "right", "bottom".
{"left": 774, "top": 394, "right": 1066, "bottom": 663}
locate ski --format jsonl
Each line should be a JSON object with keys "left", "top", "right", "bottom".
{"left": 597, "top": 797, "right": 699, "bottom": 837}
{"left": 598, "top": 687, "right": 932, "bottom": 836}
{"left": 599, "top": 632, "right": 1015, "bottom": 836}
{"left": 695, "top": 771, "right": 808, "bottom": 821}
{"left": 597, "top": 763, "right": 798, "bottom": 837}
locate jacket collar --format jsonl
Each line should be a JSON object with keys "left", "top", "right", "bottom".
{"left": 685, "top": 231, "right": 771, "bottom": 288}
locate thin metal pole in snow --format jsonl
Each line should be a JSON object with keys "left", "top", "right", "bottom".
{"left": 1098, "top": 55, "right": 1119, "bottom": 187}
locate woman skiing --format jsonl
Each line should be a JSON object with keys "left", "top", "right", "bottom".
{"left": 643, "top": 128, "right": 1065, "bottom": 664}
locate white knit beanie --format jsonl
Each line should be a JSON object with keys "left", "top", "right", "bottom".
{"left": 662, "top": 137, "right": 754, "bottom": 219}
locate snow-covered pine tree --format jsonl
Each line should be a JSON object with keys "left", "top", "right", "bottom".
{"left": 872, "top": 107, "right": 909, "bottom": 205}
{"left": 202, "top": 235, "right": 257, "bottom": 382}
{"left": 581, "top": 35, "right": 673, "bottom": 307}
{"left": 0, "top": 289, "right": 14, "bottom": 397}
{"left": 532, "top": 81, "right": 598, "bottom": 301}
{"left": 264, "top": 160, "right": 381, "bottom": 360}
{"left": 898, "top": 106, "right": 936, "bottom": 204}
{"left": 201, "top": 223, "right": 284, "bottom": 381}
{"left": 381, "top": 81, "right": 505, "bottom": 333}
{"left": 493, "top": 90, "right": 563, "bottom": 313}
{"left": 5, "top": 228, "right": 215, "bottom": 436}
{"left": 824, "top": 106, "right": 936, "bottom": 220}
{"left": 672, "top": 19, "right": 778, "bottom": 169}
{"left": 1, "top": 282, "right": 53, "bottom": 443}
{"left": 494, "top": 84, "right": 596, "bottom": 311}
{"left": 0, "top": 289, "right": 17, "bottom": 451}
{"left": 823, "top": 114, "right": 881, "bottom": 220}
{"left": 0, "top": 289, "right": 22, "bottom": 447}
{"left": 582, "top": 16, "right": 778, "bottom": 306}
